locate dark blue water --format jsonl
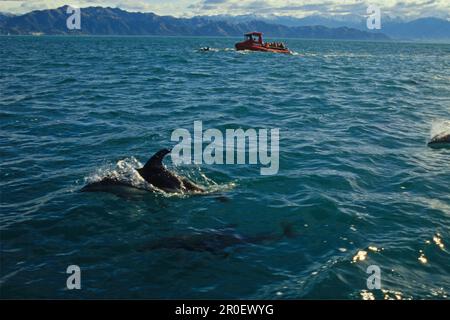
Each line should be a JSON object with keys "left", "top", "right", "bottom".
{"left": 1, "top": 36, "right": 449, "bottom": 299}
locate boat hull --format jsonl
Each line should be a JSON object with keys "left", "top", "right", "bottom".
{"left": 235, "top": 42, "right": 291, "bottom": 54}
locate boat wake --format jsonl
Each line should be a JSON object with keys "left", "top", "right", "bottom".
{"left": 197, "top": 47, "right": 220, "bottom": 52}
{"left": 196, "top": 47, "right": 239, "bottom": 53}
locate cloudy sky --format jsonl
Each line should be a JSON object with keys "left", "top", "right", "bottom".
{"left": 0, "top": 0, "right": 449, "bottom": 19}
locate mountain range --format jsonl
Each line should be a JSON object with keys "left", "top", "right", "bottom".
{"left": 199, "top": 14, "right": 450, "bottom": 40}
{"left": 0, "top": 6, "right": 449, "bottom": 40}
{"left": 0, "top": 6, "right": 387, "bottom": 40}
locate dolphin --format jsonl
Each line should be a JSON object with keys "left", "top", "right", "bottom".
{"left": 138, "top": 223, "right": 296, "bottom": 254}
{"left": 428, "top": 133, "right": 450, "bottom": 149}
{"left": 81, "top": 148, "right": 204, "bottom": 194}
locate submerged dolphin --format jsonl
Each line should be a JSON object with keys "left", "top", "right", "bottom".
{"left": 81, "top": 148, "right": 204, "bottom": 194}
{"left": 139, "top": 223, "right": 296, "bottom": 254}
{"left": 428, "top": 133, "right": 450, "bottom": 149}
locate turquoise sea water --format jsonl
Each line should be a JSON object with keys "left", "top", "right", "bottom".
{"left": 1, "top": 36, "right": 449, "bottom": 299}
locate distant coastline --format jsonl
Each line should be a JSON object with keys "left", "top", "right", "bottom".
{"left": 2, "top": 34, "right": 450, "bottom": 45}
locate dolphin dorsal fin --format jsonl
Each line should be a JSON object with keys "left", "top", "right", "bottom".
{"left": 142, "top": 148, "right": 171, "bottom": 169}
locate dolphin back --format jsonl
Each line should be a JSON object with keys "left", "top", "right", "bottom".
{"left": 428, "top": 133, "right": 450, "bottom": 149}
{"left": 137, "top": 148, "right": 205, "bottom": 193}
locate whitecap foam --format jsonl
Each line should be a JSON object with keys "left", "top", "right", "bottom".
{"left": 85, "top": 157, "right": 155, "bottom": 191}
{"left": 430, "top": 119, "right": 450, "bottom": 138}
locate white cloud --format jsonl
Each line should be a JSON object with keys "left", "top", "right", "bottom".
{"left": 193, "top": 0, "right": 450, "bottom": 19}
{"left": 0, "top": 0, "right": 449, "bottom": 19}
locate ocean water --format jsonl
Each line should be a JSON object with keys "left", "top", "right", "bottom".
{"left": 1, "top": 36, "right": 449, "bottom": 299}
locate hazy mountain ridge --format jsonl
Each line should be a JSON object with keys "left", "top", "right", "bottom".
{"left": 0, "top": 11, "right": 15, "bottom": 23}
{"left": 198, "top": 14, "right": 450, "bottom": 40}
{"left": 0, "top": 6, "right": 388, "bottom": 40}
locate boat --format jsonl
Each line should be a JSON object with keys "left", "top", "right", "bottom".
{"left": 235, "top": 32, "right": 291, "bottom": 54}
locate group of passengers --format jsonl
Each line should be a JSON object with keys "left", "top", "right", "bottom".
{"left": 266, "top": 42, "right": 286, "bottom": 49}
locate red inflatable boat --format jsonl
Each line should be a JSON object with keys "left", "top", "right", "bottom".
{"left": 235, "top": 32, "right": 291, "bottom": 54}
